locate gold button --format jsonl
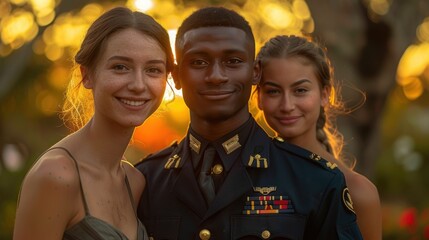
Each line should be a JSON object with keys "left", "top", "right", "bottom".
{"left": 199, "top": 229, "right": 211, "bottom": 240}
{"left": 261, "top": 230, "right": 271, "bottom": 239}
{"left": 212, "top": 164, "right": 223, "bottom": 175}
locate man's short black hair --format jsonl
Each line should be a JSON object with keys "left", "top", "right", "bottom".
{"left": 175, "top": 7, "right": 255, "bottom": 61}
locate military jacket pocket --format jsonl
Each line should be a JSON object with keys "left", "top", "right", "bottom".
{"left": 231, "top": 214, "right": 306, "bottom": 240}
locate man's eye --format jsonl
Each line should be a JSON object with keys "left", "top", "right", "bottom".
{"left": 226, "top": 58, "right": 243, "bottom": 64}
{"left": 191, "top": 59, "right": 208, "bottom": 66}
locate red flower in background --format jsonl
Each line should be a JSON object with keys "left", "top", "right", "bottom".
{"left": 383, "top": 205, "right": 429, "bottom": 238}
{"left": 424, "top": 225, "right": 429, "bottom": 239}
{"left": 400, "top": 208, "right": 418, "bottom": 233}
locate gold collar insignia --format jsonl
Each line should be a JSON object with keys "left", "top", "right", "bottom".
{"left": 222, "top": 134, "right": 241, "bottom": 154}
{"left": 189, "top": 134, "right": 201, "bottom": 154}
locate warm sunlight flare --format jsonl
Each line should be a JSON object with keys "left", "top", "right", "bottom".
{"left": 261, "top": 3, "right": 295, "bottom": 29}
{"left": 1, "top": 0, "right": 428, "bottom": 154}
{"left": 1, "top": 10, "right": 37, "bottom": 48}
{"left": 132, "top": 0, "right": 153, "bottom": 12}
{"left": 168, "top": 29, "right": 177, "bottom": 61}
{"left": 162, "top": 28, "right": 183, "bottom": 101}
{"left": 2, "top": 2, "right": 429, "bottom": 239}
{"left": 30, "top": 0, "right": 56, "bottom": 15}
{"left": 293, "top": 0, "right": 311, "bottom": 20}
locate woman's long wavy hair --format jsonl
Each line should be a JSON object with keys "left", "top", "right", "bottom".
{"left": 61, "top": 7, "right": 174, "bottom": 131}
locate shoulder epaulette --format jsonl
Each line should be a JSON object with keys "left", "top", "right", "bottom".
{"left": 272, "top": 136, "right": 339, "bottom": 173}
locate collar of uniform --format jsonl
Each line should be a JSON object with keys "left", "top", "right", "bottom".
{"left": 188, "top": 116, "right": 254, "bottom": 171}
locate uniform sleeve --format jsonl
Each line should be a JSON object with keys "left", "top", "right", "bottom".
{"left": 316, "top": 172, "right": 363, "bottom": 240}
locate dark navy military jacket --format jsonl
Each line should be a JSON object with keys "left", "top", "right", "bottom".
{"left": 135, "top": 118, "right": 362, "bottom": 239}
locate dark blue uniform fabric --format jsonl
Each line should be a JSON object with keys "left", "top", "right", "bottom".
{"left": 135, "top": 118, "right": 362, "bottom": 239}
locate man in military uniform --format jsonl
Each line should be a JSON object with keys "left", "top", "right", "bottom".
{"left": 136, "top": 7, "right": 362, "bottom": 239}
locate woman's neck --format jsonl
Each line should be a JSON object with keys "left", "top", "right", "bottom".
{"left": 74, "top": 117, "right": 134, "bottom": 171}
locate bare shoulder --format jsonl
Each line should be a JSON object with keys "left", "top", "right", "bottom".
{"left": 314, "top": 154, "right": 381, "bottom": 239}
{"left": 122, "top": 160, "right": 145, "bottom": 183}
{"left": 24, "top": 149, "right": 80, "bottom": 194}
{"left": 344, "top": 171, "right": 382, "bottom": 240}
{"left": 14, "top": 148, "right": 81, "bottom": 239}
{"left": 122, "top": 160, "right": 146, "bottom": 202}
{"left": 345, "top": 171, "right": 380, "bottom": 204}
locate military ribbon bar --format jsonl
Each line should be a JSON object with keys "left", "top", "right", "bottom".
{"left": 246, "top": 195, "right": 289, "bottom": 201}
{"left": 245, "top": 200, "right": 291, "bottom": 206}
{"left": 242, "top": 209, "right": 295, "bottom": 215}
{"left": 243, "top": 195, "right": 295, "bottom": 215}
{"left": 244, "top": 204, "right": 292, "bottom": 210}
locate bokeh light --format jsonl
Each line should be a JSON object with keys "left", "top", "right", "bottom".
{"left": 417, "top": 17, "right": 429, "bottom": 42}
{"left": 2, "top": 144, "right": 25, "bottom": 172}
{"left": 133, "top": 0, "right": 153, "bottom": 12}
{"left": 397, "top": 43, "right": 429, "bottom": 100}
{"left": 369, "top": 0, "right": 390, "bottom": 16}
{"left": 1, "top": 2, "right": 429, "bottom": 239}
{"left": 0, "top": 0, "right": 427, "bottom": 150}
{"left": 0, "top": 0, "right": 426, "bottom": 153}
{"left": 1, "top": 9, "right": 38, "bottom": 49}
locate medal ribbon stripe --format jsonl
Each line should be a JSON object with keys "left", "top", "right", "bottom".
{"left": 246, "top": 196, "right": 288, "bottom": 201}
{"left": 243, "top": 195, "right": 295, "bottom": 215}
{"left": 245, "top": 200, "right": 290, "bottom": 206}
{"left": 243, "top": 209, "right": 295, "bottom": 215}
{"left": 244, "top": 204, "right": 292, "bottom": 210}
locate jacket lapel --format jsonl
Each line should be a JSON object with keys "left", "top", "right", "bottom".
{"left": 203, "top": 123, "right": 271, "bottom": 219}
{"left": 171, "top": 122, "right": 272, "bottom": 220}
{"left": 170, "top": 139, "right": 207, "bottom": 218}
{"left": 204, "top": 158, "right": 252, "bottom": 219}
{"left": 173, "top": 160, "right": 207, "bottom": 218}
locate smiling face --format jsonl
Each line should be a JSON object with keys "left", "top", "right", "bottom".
{"left": 83, "top": 28, "right": 167, "bottom": 128}
{"left": 174, "top": 27, "right": 258, "bottom": 129}
{"left": 258, "top": 56, "right": 329, "bottom": 145}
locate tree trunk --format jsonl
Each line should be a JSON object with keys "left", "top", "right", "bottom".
{"left": 306, "top": 0, "right": 428, "bottom": 178}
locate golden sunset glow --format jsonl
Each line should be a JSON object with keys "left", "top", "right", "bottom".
{"left": 1, "top": 10, "right": 37, "bottom": 48}
{"left": 131, "top": 0, "right": 153, "bottom": 12}
{"left": 0, "top": 0, "right": 428, "bottom": 154}
{"left": 2, "top": 3, "right": 429, "bottom": 240}
{"left": 397, "top": 43, "right": 429, "bottom": 100}
{"left": 402, "top": 77, "right": 424, "bottom": 100}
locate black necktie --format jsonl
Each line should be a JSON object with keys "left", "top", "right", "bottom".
{"left": 198, "top": 145, "right": 216, "bottom": 204}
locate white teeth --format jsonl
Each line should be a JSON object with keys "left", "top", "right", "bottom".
{"left": 120, "top": 99, "right": 146, "bottom": 106}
